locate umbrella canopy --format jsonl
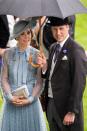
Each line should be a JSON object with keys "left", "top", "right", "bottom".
{"left": 0, "top": 0, "right": 87, "bottom": 18}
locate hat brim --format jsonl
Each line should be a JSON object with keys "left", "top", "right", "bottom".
{"left": 47, "top": 17, "right": 70, "bottom": 26}
{"left": 10, "top": 21, "right": 31, "bottom": 40}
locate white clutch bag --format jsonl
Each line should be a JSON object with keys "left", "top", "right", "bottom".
{"left": 12, "top": 85, "right": 29, "bottom": 98}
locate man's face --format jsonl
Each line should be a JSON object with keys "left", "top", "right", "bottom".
{"left": 51, "top": 24, "right": 69, "bottom": 42}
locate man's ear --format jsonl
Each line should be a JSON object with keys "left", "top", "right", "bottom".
{"left": 67, "top": 24, "right": 70, "bottom": 29}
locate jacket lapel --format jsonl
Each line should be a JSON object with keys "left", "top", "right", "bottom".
{"left": 48, "top": 44, "right": 56, "bottom": 72}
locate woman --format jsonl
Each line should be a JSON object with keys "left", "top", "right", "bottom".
{"left": 1, "top": 19, "right": 47, "bottom": 131}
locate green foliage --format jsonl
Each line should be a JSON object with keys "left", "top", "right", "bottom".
{"left": 75, "top": 0, "right": 87, "bottom": 50}
{"left": 75, "top": 1, "right": 87, "bottom": 131}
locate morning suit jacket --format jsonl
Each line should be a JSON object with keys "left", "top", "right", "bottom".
{"left": 0, "top": 15, "right": 9, "bottom": 48}
{"left": 44, "top": 36, "right": 87, "bottom": 131}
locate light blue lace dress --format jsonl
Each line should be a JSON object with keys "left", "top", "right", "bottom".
{"left": 0, "top": 46, "right": 47, "bottom": 131}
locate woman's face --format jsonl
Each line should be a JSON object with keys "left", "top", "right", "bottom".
{"left": 17, "top": 29, "right": 32, "bottom": 46}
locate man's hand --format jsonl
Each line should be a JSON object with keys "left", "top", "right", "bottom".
{"left": 63, "top": 112, "right": 75, "bottom": 126}
{"left": 37, "top": 52, "right": 47, "bottom": 69}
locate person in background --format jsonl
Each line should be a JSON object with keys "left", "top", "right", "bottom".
{"left": 0, "top": 15, "right": 10, "bottom": 72}
{"left": 68, "top": 15, "right": 76, "bottom": 39}
{"left": 37, "top": 17, "right": 87, "bottom": 131}
{"left": 0, "top": 14, "right": 10, "bottom": 101}
{"left": 0, "top": 15, "right": 10, "bottom": 49}
{"left": 1, "top": 19, "right": 47, "bottom": 131}
{"left": 30, "top": 16, "right": 46, "bottom": 49}
{"left": 7, "top": 15, "right": 18, "bottom": 48}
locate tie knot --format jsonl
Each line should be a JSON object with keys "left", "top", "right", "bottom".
{"left": 55, "top": 44, "right": 60, "bottom": 51}
{"left": 56, "top": 43, "right": 60, "bottom": 47}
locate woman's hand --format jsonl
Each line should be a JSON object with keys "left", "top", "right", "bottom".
{"left": 11, "top": 96, "right": 30, "bottom": 106}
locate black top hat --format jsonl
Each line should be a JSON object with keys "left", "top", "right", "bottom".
{"left": 47, "top": 17, "right": 70, "bottom": 26}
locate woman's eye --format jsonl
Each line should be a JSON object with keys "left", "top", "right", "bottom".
{"left": 21, "top": 32, "right": 25, "bottom": 35}
{"left": 27, "top": 31, "right": 31, "bottom": 34}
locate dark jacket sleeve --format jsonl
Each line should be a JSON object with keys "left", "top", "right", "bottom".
{"left": 68, "top": 46, "right": 87, "bottom": 114}
{"left": 0, "top": 15, "right": 10, "bottom": 48}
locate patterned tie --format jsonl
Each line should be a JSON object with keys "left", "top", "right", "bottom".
{"left": 54, "top": 44, "right": 60, "bottom": 62}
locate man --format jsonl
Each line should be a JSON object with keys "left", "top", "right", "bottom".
{"left": 68, "top": 15, "right": 76, "bottom": 39}
{"left": 0, "top": 15, "right": 10, "bottom": 72}
{"left": 43, "top": 15, "right": 76, "bottom": 51}
{"left": 0, "top": 15, "right": 9, "bottom": 49}
{"left": 37, "top": 17, "right": 87, "bottom": 131}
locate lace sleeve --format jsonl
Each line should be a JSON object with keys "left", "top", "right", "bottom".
{"left": 1, "top": 50, "right": 12, "bottom": 94}
{"left": 31, "top": 68, "right": 43, "bottom": 98}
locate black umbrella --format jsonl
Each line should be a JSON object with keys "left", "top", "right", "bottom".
{"left": 0, "top": 0, "right": 87, "bottom": 18}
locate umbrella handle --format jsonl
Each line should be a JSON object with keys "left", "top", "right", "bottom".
{"left": 28, "top": 47, "right": 44, "bottom": 68}
{"left": 28, "top": 17, "right": 46, "bottom": 68}
{"left": 28, "top": 54, "right": 40, "bottom": 68}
